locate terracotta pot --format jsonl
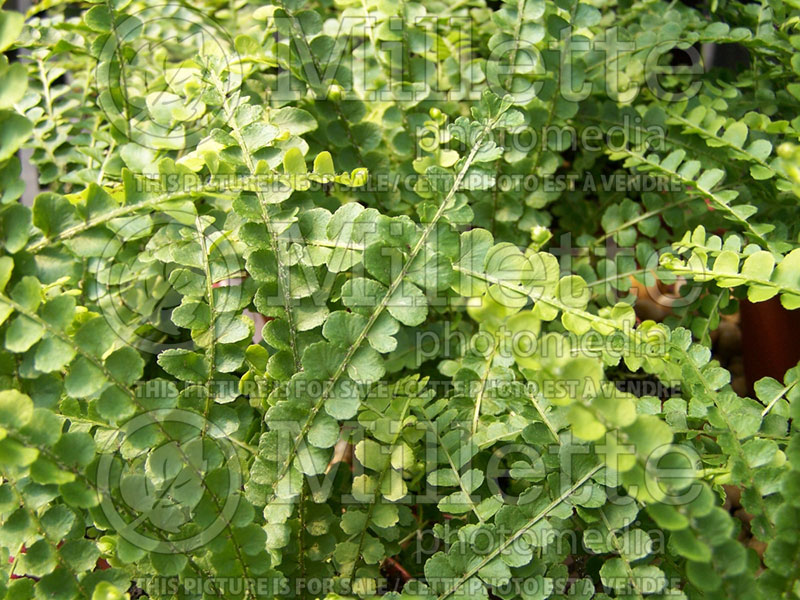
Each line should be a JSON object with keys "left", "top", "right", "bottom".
{"left": 739, "top": 297, "right": 800, "bottom": 395}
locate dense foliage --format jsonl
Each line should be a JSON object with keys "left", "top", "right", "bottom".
{"left": 1, "top": 0, "right": 800, "bottom": 598}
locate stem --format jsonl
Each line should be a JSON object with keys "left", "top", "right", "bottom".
{"left": 210, "top": 72, "right": 302, "bottom": 371}
{"left": 266, "top": 114, "right": 503, "bottom": 502}
{"left": 436, "top": 464, "right": 602, "bottom": 600}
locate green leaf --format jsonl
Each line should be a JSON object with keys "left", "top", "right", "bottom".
{"left": 0, "top": 10, "right": 24, "bottom": 52}
{"left": 0, "top": 112, "right": 32, "bottom": 162}
{"left": 599, "top": 558, "right": 628, "bottom": 591}
{"left": 567, "top": 405, "right": 606, "bottom": 441}
{"left": 0, "top": 389, "right": 32, "bottom": 429}
{"left": 452, "top": 229, "right": 493, "bottom": 297}
{"left": 574, "top": 3, "right": 601, "bottom": 27}
{"left": 5, "top": 315, "right": 44, "bottom": 352}
{"left": 242, "top": 122, "right": 279, "bottom": 151}
{"left": 388, "top": 280, "right": 428, "bottom": 326}
{"left": 696, "top": 168, "right": 725, "bottom": 190}
{"left": 34, "top": 336, "right": 76, "bottom": 373}
{"left": 671, "top": 529, "right": 712, "bottom": 562}
{"left": 556, "top": 275, "right": 590, "bottom": 309}
{"left": 722, "top": 121, "right": 748, "bottom": 147}
{"left": 313, "top": 151, "right": 335, "bottom": 175}
{"left": 85, "top": 6, "right": 113, "bottom": 32}
{"left": 283, "top": 147, "right": 307, "bottom": 174}
{"left": 157, "top": 349, "right": 210, "bottom": 383}
{"left": 105, "top": 346, "right": 145, "bottom": 385}
{"left": 0, "top": 62, "right": 26, "bottom": 110}
{"left": 92, "top": 582, "right": 127, "bottom": 600}
{"left": 270, "top": 107, "right": 318, "bottom": 135}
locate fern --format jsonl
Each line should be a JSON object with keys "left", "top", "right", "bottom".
{"left": 1, "top": 1, "right": 800, "bottom": 599}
